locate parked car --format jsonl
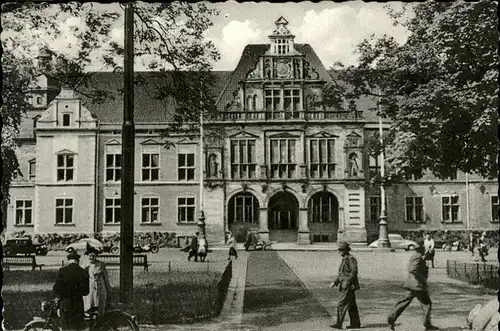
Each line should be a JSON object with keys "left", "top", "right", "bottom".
{"left": 3, "top": 237, "right": 48, "bottom": 256}
{"left": 65, "top": 238, "right": 104, "bottom": 253}
{"left": 368, "top": 234, "right": 418, "bottom": 251}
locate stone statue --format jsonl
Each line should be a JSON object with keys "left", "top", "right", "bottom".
{"left": 306, "top": 94, "right": 314, "bottom": 110}
{"left": 294, "top": 59, "right": 302, "bottom": 79}
{"left": 264, "top": 59, "right": 272, "bottom": 79}
{"left": 348, "top": 153, "right": 359, "bottom": 177}
{"left": 208, "top": 154, "right": 218, "bottom": 178}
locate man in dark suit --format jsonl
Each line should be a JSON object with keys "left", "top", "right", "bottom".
{"left": 388, "top": 239, "right": 439, "bottom": 331}
{"left": 53, "top": 251, "right": 90, "bottom": 330}
{"left": 188, "top": 231, "right": 199, "bottom": 262}
{"left": 330, "top": 241, "right": 360, "bottom": 329}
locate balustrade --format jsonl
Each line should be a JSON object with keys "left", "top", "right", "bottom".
{"left": 215, "top": 110, "right": 360, "bottom": 121}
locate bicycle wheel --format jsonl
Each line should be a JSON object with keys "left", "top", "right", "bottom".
{"left": 24, "top": 321, "right": 59, "bottom": 331}
{"left": 97, "top": 310, "right": 139, "bottom": 331}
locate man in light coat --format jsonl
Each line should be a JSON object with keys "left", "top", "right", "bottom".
{"left": 387, "top": 239, "right": 438, "bottom": 331}
{"left": 330, "top": 241, "right": 360, "bottom": 329}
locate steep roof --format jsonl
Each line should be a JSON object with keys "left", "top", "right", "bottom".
{"left": 216, "top": 43, "right": 331, "bottom": 111}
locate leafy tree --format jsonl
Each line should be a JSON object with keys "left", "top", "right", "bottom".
{"left": 1, "top": 3, "right": 220, "bottom": 227}
{"left": 322, "top": 1, "right": 498, "bottom": 182}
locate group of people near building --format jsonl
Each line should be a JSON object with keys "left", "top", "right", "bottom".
{"left": 182, "top": 231, "right": 209, "bottom": 262}
{"left": 52, "top": 245, "right": 111, "bottom": 330}
{"left": 329, "top": 240, "right": 439, "bottom": 330}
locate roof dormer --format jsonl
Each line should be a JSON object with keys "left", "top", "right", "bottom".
{"left": 268, "top": 16, "right": 296, "bottom": 55}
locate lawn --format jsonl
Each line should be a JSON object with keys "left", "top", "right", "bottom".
{"left": 3, "top": 264, "right": 230, "bottom": 328}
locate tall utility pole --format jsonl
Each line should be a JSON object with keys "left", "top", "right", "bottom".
{"left": 377, "top": 92, "right": 390, "bottom": 248}
{"left": 197, "top": 84, "right": 206, "bottom": 236}
{"left": 120, "top": 2, "right": 135, "bottom": 305}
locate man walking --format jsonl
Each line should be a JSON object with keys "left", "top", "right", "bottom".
{"left": 388, "top": 239, "right": 439, "bottom": 331}
{"left": 188, "top": 231, "right": 199, "bottom": 262}
{"left": 330, "top": 241, "right": 360, "bottom": 329}
{"left": 53, "top": 251, "right": 90, "bottom": 331}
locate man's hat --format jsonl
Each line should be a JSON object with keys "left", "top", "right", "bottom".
{"left": 337, "top": 241, "right": 351, "bottom": 251}
{"left": 67, "top": 250, "right": 81, "bottom": 260}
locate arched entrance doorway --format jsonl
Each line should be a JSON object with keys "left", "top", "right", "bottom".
{"left": 308, "top": 191, "right": 339, "bottom": 242}
{"left": 268, "top": 191, "right": 299, "bottom": 242}
{"left": 228, "top": 192, "right": 259, "bottom": 242}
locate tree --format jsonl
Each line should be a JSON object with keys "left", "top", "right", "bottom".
{"left": 322, "top": 1, "right": 498, "bottom": 182}
{"left": 1, "top": 3, "right": 220, "bottom": 206}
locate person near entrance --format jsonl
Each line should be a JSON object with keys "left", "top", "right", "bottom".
{"left": 330, "top": 241, "right": 360, "bottom": 329}
{"left": 387, "top": 239, "right": 439, "bottom": 331}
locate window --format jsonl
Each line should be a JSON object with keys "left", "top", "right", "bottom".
{"left": 274, "top": 39, "right": 289, "bottom": 54}
{"left": 142, "top": 153, "right": 159, "bottom": 181}
{"left": 265, "top": 89, "right": 281, "bottom": 112}
{"left": 29, "top": 160, "right": 36, "bottom": 180}
{"left": 104, "top": 198, "right": 121, "bottom": 224}
{"left": 405, "top": 197, "right": 424, "bottom": 223}
{"left": 284, "top": 89, "right": 301, "bottom": 112}
{"left": 141, "top": 196, "right": 159, "bottom": 223}
{"left": 36, "top": 96, "right": 42, "bottom": 105}
{"left": 57, "top": 154, "right": 74, "bottom": 181}
{"left": 369, "top": 196, "right": 388, "bottom": 222}
{"left": 230, "top": 140, "right": 256, "bottom": 179}
{"left": 309, "top": 193, "right": 337, "bottom": 223}
{"left": 309, "top": 139, "right": 335, "bottom": 178}
{"left": 56, "top": 198, "right": 73, "bottom": 224}
{"left": 491, "top": 196, "right": 499, "bottom": 223}
{"left": 178, "top": 197, "right": 195, "bottom": 223}
{"left": 270, "top": 139, "right": 296, "bottom": 178}
{"left": 106, "top": 152, "right": 122, "bottom": 182}
{"left": 369, "top": 155, "right": 382, "bottom": 178}
{"left": 231, "top": 193, "right": 258, "bottom": 223}
{"left": 178, "top": 153, "right": 195, "bottom": 181}
{"left": 62, "top": 114, "right": 71, "bottom": 127}
{"left": 442, "top": 195, "right": 460, "bottom": 223}
{"left": 15, "top": 200, "right": 32, "bottom": 225}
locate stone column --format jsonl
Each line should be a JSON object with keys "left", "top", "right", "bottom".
{"left": 258, "top": 207, "right": 269, "bottom": 241}
{"left": 297, "top": 207, "right": 310, "bottom": 245}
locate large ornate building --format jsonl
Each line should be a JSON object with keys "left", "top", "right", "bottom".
{"left": 6, "top": 17, "right": 498, "bottom": 244}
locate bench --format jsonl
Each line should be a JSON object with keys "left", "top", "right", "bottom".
{"left": 98, "top": 254, "right": 150, "bottom": 271}
{"left": 3, "top": 256, "right": 44, "bottom": 271}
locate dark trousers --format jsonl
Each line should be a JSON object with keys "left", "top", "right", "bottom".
{"left": 60, "top": 298, "right": 85, "bottom": 330}
{"left": 336, "top": 289, "right": 360, "bottom": 327}
{"left": 188, "top": 250, "right": 198, "bottom": 262}
{"left": 388, "top": 290, "right": 432, "bottom": 326}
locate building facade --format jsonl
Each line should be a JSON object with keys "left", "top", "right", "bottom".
{"left": 6, "top": 17, "right": 498, "bottom": 244}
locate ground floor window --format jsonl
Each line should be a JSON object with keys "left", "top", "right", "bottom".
{"left": 442, "top": 195, "right": 460, "bottom": 223}
{"left": 309, "top": 192, "right": 337, "bottom": 223}
{"left": 491, "top": 196, "right": 499, "bottom": 223}
{"left": 178, "top": 197, "right": 195, "bottom": 223}
{"left": 141, "top": 196, "right": 160, "bottom": 223}
{"left": 15, "top": 200, "right": 32, "bottom": 225}
{"left": 229, "top": 193, "right": 259, "bottom": 224}
{"left": 56, "top": 198, "right": 73, "bottom": 224}
{"left": 105, "top": 198, "right": 121, "bottom": 224}
{"left": 405, "top": 196, "right": 424, "bottom": 223}
{"left": 369, "top": 196, "right": 380, "bottom": 222}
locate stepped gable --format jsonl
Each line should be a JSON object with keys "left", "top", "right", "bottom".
{"left": 215, "top": 43, "right": 332, "bottom": 112}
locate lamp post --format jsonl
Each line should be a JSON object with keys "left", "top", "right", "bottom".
{"left": 377, "top": 95, "right": 390, "bottom": 249}
{"left": 465, "top": 172, "right": 470, "bottom": 231}
{"left": 197, "top": 86, "right": 206, "bottom": 236}
{"left": 120, "top": 2, "right": 135, "bottom": 305}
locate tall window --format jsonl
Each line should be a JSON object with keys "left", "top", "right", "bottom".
{"left": 15, "top": 200, "right": 32, "bottom": 225}
{"left": 265, "top": 89, "right": 281, "bottom": 112}
{"left": 405, "top": 196, "right": 424, "bottom": 223}
{"left": 309, "top": 193, "right": 336, "bottom": 223}
{"left": 105, "top": 150, "right": 122, "bottom": 182}
{"left": 29, "top": 160, "right": 36, "bottom": 181}
{"left": 270, "top": 139, "right": 296, "bottom": 178}
{"left": 230, "top": 140, "right": 256, "bottom": 179}
{"left": 491, "top": 196, "right": 499, "bottom": 223}
{"left": 142, "top": 153, "right": 160, "bottom": 181}
{"left": 57, "top": 154, "right": 74, "bottom": 181}
{"left": 232, "top": 194, "right": 258, "bottom": 223}
{"left": 62, "top": 113, "right": 71, "bottom": 127}
{"left": 369, "top": 196, "right": 380, "bottom": 222}
{"left": 104, "top": 198, "right": 121, "bottom": 224}
{"left": 369, "top": 155, "right": 382, "bottom": 178}
{"left": 309, "top": 139, "right": 335, "bottom": 178}
{"left": 141, "top": 196, "right": 159, "bottom": 223}
{"left": 178, "top": 197, "right": 195, "bottom": 223}
{"left": 442, "top": 195, "right": 460, "bottom": 223}
{"left": 56, "top": 198, "right": 73, "bottom": 224}
{"left": 178, "top": 153, "right": 195, "bottom": 181}
{"left": 284, "top": 89, "right": 301, "bottom": 112}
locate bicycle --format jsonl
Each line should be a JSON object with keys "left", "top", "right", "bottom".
{"left": 24, "top": 299, "right": 139, "bottom": 331}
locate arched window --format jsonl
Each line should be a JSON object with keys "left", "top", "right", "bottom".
{"left": 228, "top": 192, "right": 259, "bottom": 225}
{"left": 308, "top": 192, "right": 338, "bottom": 223}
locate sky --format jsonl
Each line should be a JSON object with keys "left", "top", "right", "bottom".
{"left": 5, "top": 2, "right": 410, "bottom": 72}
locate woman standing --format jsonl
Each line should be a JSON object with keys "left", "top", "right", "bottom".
{"left": 85, "top": 245, "right": 111, "bottom": 315}
{"left": 424, "top": 234, "right": 435, "bottom": 268}
{"left": 226, "top": 231, "right": 238, "bottom": 260}
{"left": 198, "top": 235, "right": 208, "bottom": 262}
